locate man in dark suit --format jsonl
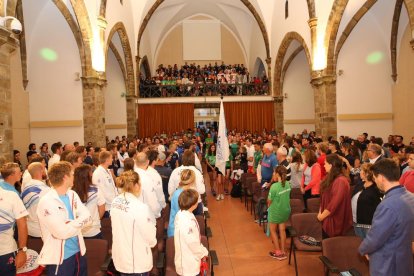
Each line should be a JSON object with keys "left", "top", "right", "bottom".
{"left": 367, "top": 143, "right": 384, "bottom": 164}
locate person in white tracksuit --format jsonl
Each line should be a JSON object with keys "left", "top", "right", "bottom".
{"left": 174, "top": 189, "right": 208, "bottom": 276}
{"left": 111, "top": 170, "right": 157, "bottom": 275}
{"left": 36, "top": 161, "right": 92, "bottom": 276}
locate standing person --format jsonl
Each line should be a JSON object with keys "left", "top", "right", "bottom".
{"left": 83, "top": 146, "right": 95, "bottom": 166}
{"left": 73, "top": 164, "right": 105, "bottom": 239}
{"left": 0, "top": 183, "right": 28, "bottom": 276}
{"left": 21, "top": 162, "right": 50, "bottom": 238}
{"left": 317, "top": 154, "right": 353, "bottom": 238}
{"left": 48, "top": 142, "right": 62, "bottom": 168}
{"left": 205, "top": 144, "right": 218, "bottom": 197}
{"left": 39, "top": 143, "right": 51, "bottom": 168}
{"left": 300, "top": 149, "right": 321, "bottom": 210}
{"left": 154, "top": 152, "right": 172, "bottom": 203}
{"left": 289, "top": 152, "right": 304, "bottom": 189}
{"left": 399, "top": 152, "right": 414, "bottom": 193}
{"left": 253, "top": 142, "right": 263, "bottom": 173}
{"left": 134, "top": 152, "right": 163, "bottom": 220}
{"left": 111, "top": 171, "right": 157, "bottom": 275}
{"left": 36, "top": 161, "right": 91, "bottom": 276}
{"left": 268, "top": 166, "right": 291, "bottom": 260}
{"left": 116, "top": 143, "right": 128, "bottom": 175}
{"left": 0, "top": 163, "right": 22, "bottom": 195}
{"left": 167, "top": 169, "right": 196, "bottom": 237}
{"left": 245, "top": 138, "right": 255, "bottom": 173}
{"left": 359, "top": 159, "right": 414, "bottom": 276}
{"left": 351, "top": 163, "right": 382, "bottom": 239}
{"left": 257, "top": 143, "right": 278, "bottom": 188}
{"left": 174, "top": 189, "right": 208, "bottom": 276}
{"left": 92, "top": 151, "right": 118, "bottom": 217}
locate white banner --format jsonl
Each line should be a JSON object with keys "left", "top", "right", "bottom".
{"left": 215, "top": 100, "right": 229, "bottom": 174}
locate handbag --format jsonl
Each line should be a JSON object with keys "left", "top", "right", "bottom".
{"left": 200, "top": 257, "right": 208, "bottom": 276}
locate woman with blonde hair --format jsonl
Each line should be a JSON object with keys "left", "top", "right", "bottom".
{"left": 111, "top": 171, "right": 157, "bottom": 275}
{"left": 167, "top": 169, "right": 196, "bottom": 237}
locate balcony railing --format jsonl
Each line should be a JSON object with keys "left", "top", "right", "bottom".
{"left": 139, "top": 83, "right": 269, "bottom": 98}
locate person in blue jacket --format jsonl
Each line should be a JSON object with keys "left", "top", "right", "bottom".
{"left": 359, "top": 159, "right": 414, "bottom": 276}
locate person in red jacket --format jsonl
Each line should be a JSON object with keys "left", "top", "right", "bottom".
{"left": 300, "top": 149, "right": 321, "bottom": 210}
{"left": 318, "top": 154, "right": 353, "bottom": 238}
{"left": 399, "top": 152, "right": 414, "bottom": 193}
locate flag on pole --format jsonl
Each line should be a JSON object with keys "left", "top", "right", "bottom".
{"left": 215, "top": 100, "right": 229, "bottom": 174}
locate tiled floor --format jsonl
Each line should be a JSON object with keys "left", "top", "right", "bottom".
{"left": 205, "top": 176, "right": 323, "bottom": 276}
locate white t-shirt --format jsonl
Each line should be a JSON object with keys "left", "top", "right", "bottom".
{"left": 246, "top": 145, "right": 255, "bottom": 166}
{"left": 117, "top": 151, "right": 129, "bottom": 173}
{"left": 82, "top": 185, "right": 106, "bottom": 237}
{"left": 92, "top": 165, "right": 118, "bottom": 211}
{"left": 146, "top": 166, "right": 166, "bottom": 210}
{"left": 174, "top": 210, "right": 208, "bottom": 276}
{"left": 48, "top": 154, "right": 60, "bottom": 168}
{"left": 168, "top": 165, "right": 205, "bottom": 203}
{"left": 0, "top": 188, "right": 28, "bottom": 255}
{"left": 21, "top": 179, "right": 50, "bottom": 237}
{"left": 134, "top": 167, "right": 162, "bottom": 220}
{"left": 157, "top": 144, "right": 166, "bottom": 154}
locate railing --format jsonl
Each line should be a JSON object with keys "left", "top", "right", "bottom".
{"left": 139, "top": 83, "right": 269, "bottom": 98}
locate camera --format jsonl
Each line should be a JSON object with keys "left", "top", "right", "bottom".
{"left": 0, "top": 16, "right": 22, "bottom": 35}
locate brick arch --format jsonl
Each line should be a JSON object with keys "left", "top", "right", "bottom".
{"left": 273, "top": 32, "right": 311, "bottom": 98}
{"left": 6, "top": 0, "right": 17, "bottom": 16}
{"left": 272, "top": 32, "right": 312, "bottom": 133}
{"left": 67, "top": 0, "right": 95, "bottom": 75}
{"left": 135, "top": 0, "right": 271, "bottom": 61}
{"left": 306, "top": 0, "right": 316, "bottom": 18}
{"left": 139, "top": 55, "right": 151, "bottom": 79}
{"left": 105, "top": 22, "right": 135, "bottom": 97}
{"left": 324, "top": 0, "right": 349, "bottom": 75}
{"left": 51, "top": 0, "right": 89, "bottom": 76}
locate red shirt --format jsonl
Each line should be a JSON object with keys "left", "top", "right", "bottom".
{"left": 317, "top": 154, "right": 327, "bottom": 179}
{"left": 320, "top": 175, "right": 353, "bottom": 237}
{"left": 400, "top": 170, "right": 414, "bottom": 193}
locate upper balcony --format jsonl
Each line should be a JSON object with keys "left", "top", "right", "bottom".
{"left": 139, "top": 83, "right": 270, "bottom": 98}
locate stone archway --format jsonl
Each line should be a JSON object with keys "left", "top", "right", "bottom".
{"left": 273, "top": 32, "right": 312, "bottom": 132}
{"left": 105, "top": 22, "right": 136, "bottom": 138}
{"left": 139, "top": 55, "right": 151, "bottom": 81}
{"left": 105, "top": 22, "right": 135, "bottom": 97}
{"left": 133, "top": 0, "right": 271, "bottom": 90}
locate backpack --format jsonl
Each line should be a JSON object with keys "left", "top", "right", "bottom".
{"left": 230, "top": 182, "right": 242, "bottom": 198}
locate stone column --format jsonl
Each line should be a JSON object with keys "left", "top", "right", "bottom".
{"left": 265, "top": 57, "right": 271, "bottom": 95}
{"left": 0, "top": 28, "right": 19, "bottom": 161}
{"left": 274, "top": 97, "right": 284, "bottom": 133}
{"left": 311, "top": 72, "right": 337, "bottom": 139}
{"left": 82, "top": 75, "right": 107, "bottom": 147}
{"left": 126, "top": 95, "right": 137, "bottom": 139}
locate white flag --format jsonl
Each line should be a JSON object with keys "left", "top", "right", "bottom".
{"left": 216, "top": 100, "right": 229, "bottom": 174}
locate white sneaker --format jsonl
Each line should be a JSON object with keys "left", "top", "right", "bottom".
{"left": 220, "top": 194, "right": 224, "bottom": 200}
{"left": 203, "top": 206, "right": 209, "bottom": 212}
{"left": 216, "top": 195, "right": 221, "bottom": 201}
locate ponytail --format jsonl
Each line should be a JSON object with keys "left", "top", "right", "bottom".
{"left": 116, "top": 170, "right": 140, "bottom": 195}
{"left": 275, "top": 165, "right": 287, "bottom": 188}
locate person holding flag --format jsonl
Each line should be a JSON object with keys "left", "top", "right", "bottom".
{"left": 215, "top": 99, "right": 230, "bottom": 201}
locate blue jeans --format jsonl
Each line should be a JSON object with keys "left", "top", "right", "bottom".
{"left": 354, "top": 225, "right": 369, "bottom": 239}
{"left": 47, "top": 252, "right": 87, "bottom": 276}
{"left": 0, "top": 252, "right": 16, "bottom": 276}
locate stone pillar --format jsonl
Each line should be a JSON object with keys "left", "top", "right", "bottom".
{"left": 311, "top": 72, "right": 337, "bottom": 139}
{"left": 126, "top": 95, "right": 137, "bottom": 139}
{"left": 274, "top": 97, "right": 284, "bottom": 133}
{"left": 0, "top": 28, "right": 19, "bottom": 161}
{"left": 82, "top": 75, "right": 107, "bottom": 147}
{"left": 265, "top": 57, "right": 271, "bottom": 95}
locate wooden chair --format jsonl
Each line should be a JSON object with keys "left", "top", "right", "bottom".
{"left": 84, "top": 239, "right": 110, "bottom": 276}
{"left": 320, "top": 236, "right": 368, "bottom": 276}
{"left": 288, "top": 213, "right": 322, "bottom": 276}
{"left": 307, "top": 197, "right": 320, "bottom": 213}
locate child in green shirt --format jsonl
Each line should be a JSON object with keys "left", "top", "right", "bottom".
{"left": 267, "top": 165, "right": 291, "bottom": 260}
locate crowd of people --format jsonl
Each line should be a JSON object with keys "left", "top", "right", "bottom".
{"left": 140, "top": 62, "right": 269, "bottom": 97}
{"left": 1, "top": 128, "right": 414, "bottom": 275}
